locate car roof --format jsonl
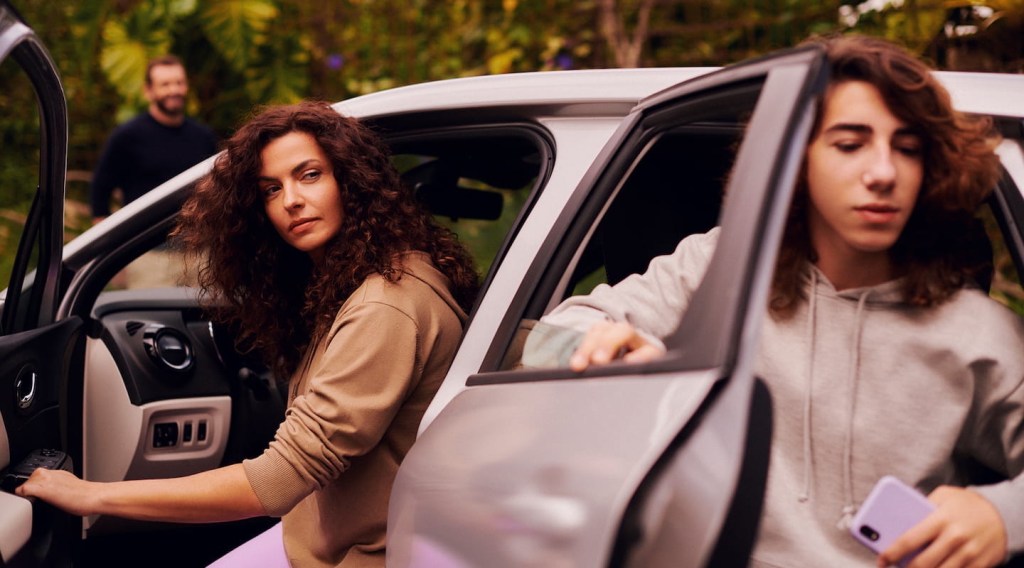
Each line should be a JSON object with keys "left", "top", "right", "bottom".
{"left": 335, "top": 67, "right": 1024, "bottom": 122}
{"left": 334, "top": 67, "right": 716, "bottom": 118}
{"left": 935, "top": 71, "right": 1024, "bottom": 117}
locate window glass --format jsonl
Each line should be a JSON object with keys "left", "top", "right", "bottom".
{"left": 502, "top": 111, "right": 755, "bottom": 371}
{"left": 100, "top": 130, "right": 545, "bottom": 293}
{"left": 501, "top": 127, "right": 740, "bottom": 370}
{"left": 980, "top": 201, "right": 1024, "bottom": 315}
{"left": 109, "top": 242, "right": 195, "bottom": 291}
{"left": 565, "top": 124, "right": 739, "bottom": 298}
{"left": 391, "top": 131, "right": 543, "bottom": 279}
{"left": 0, "top": 57, "right": 42, "bottom": 294}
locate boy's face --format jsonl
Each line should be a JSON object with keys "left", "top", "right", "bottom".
{"left": 805, "top": 80, "right": 924, "bottom": 269}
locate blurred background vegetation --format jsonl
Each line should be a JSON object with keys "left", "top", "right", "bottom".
{"left": 1, "top": 0, "right": 1022, "bottom": 282}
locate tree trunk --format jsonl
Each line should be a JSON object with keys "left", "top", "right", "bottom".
{"left": 597, "top": 0, "right": 656, "bottom": 68}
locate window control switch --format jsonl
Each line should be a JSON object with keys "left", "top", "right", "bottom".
{"left": 2, "top": 448, "right": 71, "bottom": 492}
{"left": 153, "top": 422, "right": 179, "bottom": 448}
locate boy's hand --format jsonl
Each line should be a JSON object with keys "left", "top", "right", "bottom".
{"left": 879, "top": 486, "right": 1006, "bottom": 568}
{"left": 569, "top": 321, "right": 665, "bottom": 371}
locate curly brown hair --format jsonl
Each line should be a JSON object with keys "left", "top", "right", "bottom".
{"left": 770, "top": 35, "right": 1002, "bottom": 318}
{"left": 173, "top": 101, "right": 478, "bottom": 378}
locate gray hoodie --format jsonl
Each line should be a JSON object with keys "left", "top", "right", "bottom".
{"left": 539, "top": 227, "right": 1024, "bottom": 566}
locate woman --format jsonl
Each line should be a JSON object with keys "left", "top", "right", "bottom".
{"left": 538, "top": 36, "right": 1023, "bottom": 567}
{"left": 18, "top": 101, "right": 478, "bottom": 567}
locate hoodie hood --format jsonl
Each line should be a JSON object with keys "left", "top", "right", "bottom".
{"left": 397, "top": 250, "right": 468, "bottom": 325}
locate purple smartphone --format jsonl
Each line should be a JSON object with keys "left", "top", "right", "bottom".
{"left": 849, "top": 476, "right": 936, "bottom": 567}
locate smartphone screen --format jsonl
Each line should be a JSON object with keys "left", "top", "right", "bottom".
{"left": 849, "top": 476, "right": 935, "bottom": 566}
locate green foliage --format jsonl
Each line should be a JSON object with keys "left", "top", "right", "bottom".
{"left": 92, "top": 0, "right": 307, "bottom": 124}
{"left": 2, "top": 0, "right": 1021, "bottom": 287}
{"left": 199, "top": 0, "right": 277, "bottom": 73}
{"left": 0, "top": 60, "right": 41, "bottom": 211}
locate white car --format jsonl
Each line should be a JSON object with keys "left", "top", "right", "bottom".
{"left": 1, "top": 2, "right": 1022, "bottom": 565}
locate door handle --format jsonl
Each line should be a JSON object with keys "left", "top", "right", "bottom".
{"left": 14, "top": 366, "right": 36, "bottom": 410}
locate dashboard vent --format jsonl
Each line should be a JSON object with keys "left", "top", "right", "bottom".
{"left": 126, "top": 321, "right": 145, "bottom": 336}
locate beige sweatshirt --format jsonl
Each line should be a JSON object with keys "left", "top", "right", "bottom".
{"left": 243, "top": 252, "right": 467, "bottom": 567}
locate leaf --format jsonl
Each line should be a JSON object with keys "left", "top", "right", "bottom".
{"left": 168, "top": 0, "right": 200, "bottom": 18}
{"left": 100, "top": 18, "right": 168, "bottom": 107}
{"left": 199, "top": 0, "right": 279, "bottom": 73}
{"left": 487, "top": 47, "right": 523, "bottom": 74}
{"left": 244, "top": 29, "right": 310, "bottom": 104}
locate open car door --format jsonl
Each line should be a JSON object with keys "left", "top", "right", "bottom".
{"left": 0, "top": 3, "right": 82, "bottom": 566}
{"left": 388, "top": 47, "right": 828, "bottom": 566}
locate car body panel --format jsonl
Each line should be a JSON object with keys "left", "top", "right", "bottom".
{"left": 388, "top": 370, "right": 718, "bottom": 567}
{"left": 335, "top": 68, "right": 715, "bottom": 119}
{"left": 936, "top": 70, "right": 1024, "bottom": 117}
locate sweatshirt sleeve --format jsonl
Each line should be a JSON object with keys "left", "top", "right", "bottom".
{"left": 539, "top": 227, "right": 719, "bottom": 343}
{"left": 90, "top": 128, "right": 128, "bottom": 218}
{"left": 968, "top": 371, "right": 1024, "bottom": 555}
{"left": 243, "top": 300, "right": 421, "bottom": 517}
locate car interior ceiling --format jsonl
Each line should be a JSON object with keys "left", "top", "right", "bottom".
{"left": 397, "top": 133, "right": 541, "bottom": 223}
{"left": 569, "top": 126, "right": 739, "bottom": 294}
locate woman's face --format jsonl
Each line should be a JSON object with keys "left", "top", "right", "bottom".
{"left": 258, "top": 131, "right": 344, "bottom": 263}
{"left": 805, "top": 80, "right": 924, "bottom": 273}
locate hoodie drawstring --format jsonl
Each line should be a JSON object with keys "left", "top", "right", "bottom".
{"left": 836, "top": 289, "right": 871, "bottom": 530}
{"left": 798, "top": 270, "right": 818, "bottom": 503}
{"left": 797, "top": 271, "right": 872, "bottom": 530}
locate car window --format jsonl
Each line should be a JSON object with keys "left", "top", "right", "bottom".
{"left": 0, "top": 57, "right": 45, "bottom": 329}
{"left": 496, "top": 92, "right": 761, "bottom": 371}
{"left": 98, "top": 126, "right": 548, "bottom": 296}
{"left": 389, "top": 127, "right": 547, "bottom": 280}
{"left": 567, "top": 124, "right": 737, "bottom": 297}
{"left": 108, "top": 243, "right": 194, "bottom": 290}
{"left": 0, "top": 57, "right": 41, "bottom": 286}
{"left": 982, "top": 194, "right": 1024, "bottom": 316}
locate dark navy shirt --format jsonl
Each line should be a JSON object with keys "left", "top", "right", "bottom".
{"left": 90, "top": 113, "right": 217, "bottom": 217}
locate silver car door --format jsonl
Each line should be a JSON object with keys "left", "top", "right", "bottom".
{"left": 0, "top": 4, "right": 82, "bottom": 566}
{"left": 388, "top": 47, "right": 828, "bottom": 568}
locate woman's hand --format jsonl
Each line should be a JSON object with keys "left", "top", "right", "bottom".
{"left": 16, "top": 468, "right": 100, "bottom": 517}
{"left": 15, "top": 463, "right": 263, "bottom": 523}
{"left": 879, "top": 486, "right": 1006, "bottom": 568}
{"left": 569, "top": 321, "right": 665, "bottom": 371}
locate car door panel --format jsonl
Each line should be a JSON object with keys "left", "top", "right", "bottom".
{"left": 0, "top": 491, "right": 31, "bottom": 565}
{"left": 0, "top": 5, "right": 85, "bottom": 564}
{"left": 388, "top": 370, "right": 718, "bottom": 567}
{"left": 390, "top": 47, "right": 827, "bottom": 567}
{"left": 0, "top": 318, "right": 82, "bottom": 455}
{"left": 78, "top": 290, "right": 282, "bottom": 537}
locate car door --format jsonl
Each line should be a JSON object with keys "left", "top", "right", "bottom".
{"left": 0, "top": 3, "right": 82, "bottom": 566}
{"left": 388, "top": 47, "right": 828, "bottom": 567}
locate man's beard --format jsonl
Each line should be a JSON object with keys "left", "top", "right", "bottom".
{"left": 156, "top": 95, "right": 185, "bottom": 117}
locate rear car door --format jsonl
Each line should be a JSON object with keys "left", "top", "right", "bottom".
{"left": 0, "top": 3, "right": 82, "bottom": 566}
{"left": 388, "top": 47, "right": 829, "bottom": 566}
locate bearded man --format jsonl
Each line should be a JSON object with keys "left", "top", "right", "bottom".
{"left": 90, "top": 55, "right": 217, "bottom": 223}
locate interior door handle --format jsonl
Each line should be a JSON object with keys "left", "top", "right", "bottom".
{"left": 14, "top": 366, "right": 36, "bottom": 411}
